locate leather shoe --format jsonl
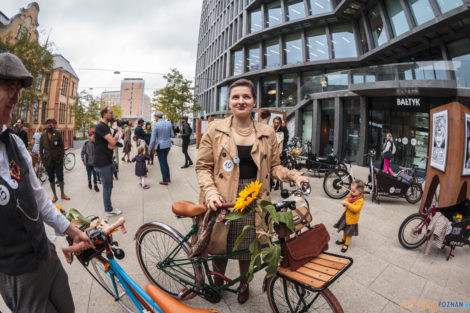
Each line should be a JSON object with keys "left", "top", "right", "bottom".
{"left": 167, "top": 179, "right": 171, "bottom": 183}
{"left": 51, "top": 195, "right": 58, "bottom": 203}
{"left": 181, "top": 164, "right": 189, "bottom": 168}
{"left": 159, "top": 181, "right": 168, "bottom": 185}
{"left": 61, "top": 194, "right": 71, "bottom": 200}
{"left": 237, "top": 280, "right": 249, "bottom": 304}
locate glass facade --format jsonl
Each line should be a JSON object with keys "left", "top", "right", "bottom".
{"left": 249, "top": 9, "right": 262, "bottom": 33}
{"left": 284, "top": 33, "right": 303, "bottom": 64}
{"left": 308, "top": 0, "right": 331, "bottom": 15}
{"left": 369, "top": 6, "right": 387, "bottom": 47}
{"left": 320, "top": 99, "right": 335, "bottom": 156}
{"left": 281, "top": 74, "right": 298, "bottom": 107}
{"left": 306, "top": 28, "right": 328, "bottom": 62}
{"left": 435, "top": 0, "right": 463, "bottom": 14}
{"left": 266, "top": 1, "right": 282, "bottom": 28}
{"left": 301, "top": 71, "right": 322, "bottom": 97}
{"left": 302, "top": 106, "right": 313, "bottom": 143}
{"left": 331, "top": 24, "right": 356, "bottom": 58}
{"left": 262, "top": 77, "right": 277, "bottom": 107}
{"left": 325, "top": 71, "right": 349, "bottom": 91}
{"left": 342, "top": 99, "right": 361, "bottom": 163}
{"left": 247, "top": 44, "right": 261, "bottom": 71}
{"left": 447, "top": 38, "right": 470, "bottom": 88}
{"left": 286, "top": 0, "right": 306, "bottom": 21}
{"left": 385, "top": 0, "right": 409, "bottom": 37}
{"left": 264, "top": 38, "right": 280, "bottom": 68}
{"left": 232, "top": 49, "right": 243, "bottom": 75}
{"left": 218, "top": 86, "right": 228, "bottom": 111}
{"left": 359, "top": 17, "right": 370, "bottom": 53}
{"left": 408, "top": 0, "right": 435, "bottom": 25}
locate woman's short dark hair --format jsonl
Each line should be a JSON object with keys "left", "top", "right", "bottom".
{"left": 273, "top": 116, "right": 282, "bottom": 123}
{"left": 228, "top": 79, "right": 256, "bottom": 99}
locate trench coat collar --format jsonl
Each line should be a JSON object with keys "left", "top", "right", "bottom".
{"left": 214, "top": 115, "right": 272, "bottom": 139}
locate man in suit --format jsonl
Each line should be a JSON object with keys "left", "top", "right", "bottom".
{"left": 180, "top": 116, "right": 193, "bottom": 168}
{"left": 149, "top": 112, "right": 174, "bottom": 185}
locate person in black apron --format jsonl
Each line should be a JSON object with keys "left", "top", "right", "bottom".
{"left": 0, "top": 52, "right": 92, "bottom": 313}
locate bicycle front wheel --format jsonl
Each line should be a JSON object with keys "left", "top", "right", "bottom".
{"left": 267, "top": 275, "right": 343, "bottom": 313}
{"left": 398, "top": 213, "right": 428, "bottom": 249}
{"left": 64, "top": 152, "right": 75, "bottom": 171}
{"left": 135, "top": 223, "right": 203, "bottom": 300}
{"left": 90, "top": 256, "right": 154, "bottom": 313}
{"left": 37, "top": 163, "right": 47, "bottom": 183}
{"left": 323, "top": 169, "right": 352, "bottom": 199}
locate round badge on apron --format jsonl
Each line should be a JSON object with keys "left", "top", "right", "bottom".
{"left": 0, "top": 185, "right": 10, "bottom": 206}
{"left": 9, "top": 179, "right": 18, "bottom": 189}
{"left": 233, "top": 157, "right": 240, "bottom": 164}
{"left": 223, "top": 160, "right": 234, "bottom": 172}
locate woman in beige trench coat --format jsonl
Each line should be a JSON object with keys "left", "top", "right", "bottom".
{"left": 195, "top": 78, "right": 309, "bottom": 303}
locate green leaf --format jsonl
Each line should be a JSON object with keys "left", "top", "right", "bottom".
{"left": 262, "top": 245, "right": 282, "bottom": 278}
{"left": 225, "top": 210, "right": 250, "bottom": 221}
{"left": 264, "top": 205, "right": 279, "bottom": 225}
{"left": 232, "top": 225, "right": 255, "bottom": 252}
{"left": 277, "top": 211, "right": 295, "bottom": 232}
{"left": 247, "top": 252, "right": 261, "bottom": 282}
{"left": 69, "top": 208, "right": 91, "bottom": 226}
{"left": 260, "top": 200, "right": 273, "bottom": 208}
{"left": 249, "top": 239, "right": 261, "bottom": 257}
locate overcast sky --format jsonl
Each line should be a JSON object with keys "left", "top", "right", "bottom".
{"left": 2, "top": 0, "right": 202, "bottom": 98}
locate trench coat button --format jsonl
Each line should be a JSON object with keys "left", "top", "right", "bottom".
{"left": 266, "top": 191, "right": 270, "bottom": 196}
{"left": 219, "top": 173, "right": 223, "bottom": 179}
{"left": 222, "top": 152, "right": 227, "bottom": 158}
{"left": 264, "top": 154, "right": 267, "bottom": 159}
{"left": 266, "top": 174, "right": 269, "bottom": 179}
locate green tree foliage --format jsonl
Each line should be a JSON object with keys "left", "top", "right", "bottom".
{"left": 0, "top": 34, "right": 54, "bottom": 125}
{"left": 152, "top": 68, "right": 201, "bottom": 125}
{"left": 111, "top": 104, "right": 122, "bottom": 119}
{"left": 72, "top": 91, "right": 103, "bottom": 133}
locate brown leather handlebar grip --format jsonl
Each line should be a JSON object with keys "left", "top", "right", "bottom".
{"left": 103, "top": 217, "right": 127, "bottom": 236}
{"left": 216, "top": 203, "right": 235, "bottom": 209}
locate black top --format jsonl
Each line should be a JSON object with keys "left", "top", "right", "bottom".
{"left": 17, "top": 129, "right": 28, "bottom": 148}
{"left": 276, "top": 126, "right": 289, "bottom": 151}
{"left": 94, "top": 121, "right": 114, "bottom": 167}
{"left": 237, "top": 145, "right": 257, "bottom": 179}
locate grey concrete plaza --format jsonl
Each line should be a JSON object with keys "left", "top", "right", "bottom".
{"left": 1, "top": 145, "right": 469, "bottom": 313}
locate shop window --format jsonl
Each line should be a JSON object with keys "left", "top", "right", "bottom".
{"left": 324, "top": 71, "right": 349, "bottom": 91}
{"left": 331, "top": 24, "right": 357, "bottom": 58}
{"left": 368, "top": 6, "right": 387, "bottom": 47}
{"left": 283, "top": 33, "right": 303, "bottom": 65}
{"left": 407, "top": 0, "right": 435, "bottom": 25}
{"left": 306, "top": 28, "right": 328, "bottom": 62}
{"left": 33, "top": 101, "right": 39, "bottom": 123}
{"left": 264, "top": 38, "right": 280, "bottom": 68}
{"left": 286, "top": 0, "right": 306, "bottom": 21}
{"left": 447, "top": 38, "right": 470, "bottom": 87}
{"left": 281, "top": 74, "right": 298, "bottom": 107}
{"left": 266, "top": 1, "right": 282, "bottom": 28}
{"left": 320, "top": 99, "right": 335, "bottom": 156}
{"left": 301, "top": 71, "right": 322, "bottom": 97}
{"left": 342, "top": 99, "right": 361, "bottom": 163}
{"left": 435, "top": 0, "right": 463, "bottom": 14}
{"left": 262, "top": 77, "right": 277, "bottom": 107}
{"left": 249, "top": 8, "right": 262, "bottom": 33}
{"left": 231, "top": 49, "right": 243, "bottom": 75}
{"left": 246, "top": 44, "right": 261, "bottom": 71}
{"left": 308, "top": 0, "right": 331, "bottom": 15}
{"left": 218, "top": 86, "right": 228, "bottom": 111}
{"left": 41, "top": 102, "right": 47, "bottom": 123}
{"left": 385, "top": 0, "right": 409, "bottom": 37}
{"left": 302, "top": 106, "right": 313, "bottom": 143}
{"left": 358, "top": 17, "right": 370, "bottom": 53}
{"left": 21, "top": 102, "right": 28, "bottom": 121}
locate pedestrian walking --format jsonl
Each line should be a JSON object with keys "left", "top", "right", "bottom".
{"left": 134, "top": 118, "right": 146, "bottom": 140}
{"left": 381, "top": 132, "right": 396, "bottom": 175}
{"left": 0, "top": 52, "right": 92, "bottom": 313}
{"left": 122, "top": 123, "right": 132, "bottom": 162}
{"left": 94, "top": 106, "right": 122, "bottom": 216}
{"left": 145, "top": 122, "right": 154, "bottom": 165}
{"left": 14, "top": 118, "right": 28, "bottom": 148}
{"left": 132, "top": 146, "right": 150, "bottom": 189}
{"left": 81, "top": 129, "right": 99, "bottom": 192}
{"left": 39, "top": 118, "right": 70, "bottom": 203}
{"left": 112, "top": 120, "right": 122, "bottom": 170}
{"left": 31, "top": 125, "right": 42, "bottom": 170}
{"left": 180, "top": 116, "right": 193, "bottom": 168}
{"left": 149, "top": 111, "right": 174, "bottom": 185}
{"left": 272, "top": 116, "right": 289, "bottom": 190}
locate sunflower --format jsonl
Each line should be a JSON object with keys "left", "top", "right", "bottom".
{"left": 233, "top": 181, "right": 262, "bottom": 212}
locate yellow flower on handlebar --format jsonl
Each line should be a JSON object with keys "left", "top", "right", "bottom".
{"left": 233, "top": 181, "right": 262, "bottom": 213}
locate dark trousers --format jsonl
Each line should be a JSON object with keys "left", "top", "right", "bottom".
{"left": 182, "top": 139, "right": 192, "bottom": 165}
{"left": 86, "top": 164, "right": 97, "bottom": 185}
{"left": 156, "top": 148, "right": 171, "bottom": 182}
{"left": 0, "top": 241, "right": 74, "bottom": 313}
{"left": 45, "top": 160, "right": 64, "bottom": 184}
{"left": 95, "top": 164, "right": 114, "bottom": 212}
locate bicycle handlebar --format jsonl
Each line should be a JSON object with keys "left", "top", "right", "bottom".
{"left": 102, "top": 217, "right": 127, "bottom": 236}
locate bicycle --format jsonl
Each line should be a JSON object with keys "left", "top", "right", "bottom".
{"left": 35, "top": 157, "right": 47, "bottom": 184}
{"left": 64, "top": 217, "right": 219, "bottom": 313}
{"left": 64, "top": 148, "right": 76, "bottom": 171}
{"left": 135, "top": 183, "right": 352, "bottom": 312}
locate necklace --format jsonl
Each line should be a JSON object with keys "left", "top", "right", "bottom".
{"left": 233, "top": 125, "right": 254, "bottom": 137}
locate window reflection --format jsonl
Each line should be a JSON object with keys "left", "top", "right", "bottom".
{"left": 308, "top": 0, "right": 331, "bottom": 15}
{"left": 407, "top": 0, "right": 435, "bottom": 25}
{"left": 331, "top": 24, "right": 357, "bottom": 58}
{"left": 301, "top": 71, "right": 323, "bottom": 97}
{"left": 447, "top": 38, "right": 470, "bottom": 87}
{"left": 358, "top": 17, "right": 370, "bottom": 53}
{"left": 284, "top": 33, "right": 303, "bottom": 64}
{"left": 266, "top": 1, "right": 282, "bottom": 28}
{"left": 262, "top": 77, "right": 277, "bottom": 107}
{"left": 246, "top": 44, "right": 261, "bottom": 71}
{"left": 302, "top": 106, "right": 313, "bottom": 143}
{"left": 435, "top": 0, "right": 463, "bottom": 13}
{"left": 385, "top": 0, "right": 409, "bottom": 37}
{"left": 368, "top": 6, "right": 387, "bottom": 47}
{"left": 286, "top": 0, "right": 306, "bottom": 21}
{"left": 281, "top": 74, "right": 298, "bottom": 107}
{"left": 342, "top": 99, "right": 361, "bottom": 163}
{"left": 306, "top": 28, "right": 328, "bottom": 61}
{"left": 218, "top": 86, "right": 228, "bottom": 111}
{"left": 249, "top": 9, "right": 262, "bottom": 33}
{"left": 264, "top": 38, "right": 280, "bottom": 68}
{"left": 320, "top": 99, "right": 335, "bottom": 156}
{"left": 232, "top": 49, "right": 243, "bottom": 75}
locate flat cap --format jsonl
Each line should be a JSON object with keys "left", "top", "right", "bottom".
{"left": 154, "top": 111, "right": 163, "bottom": 118}
{"left": 0, "top": 53, "right": 33, "bottom": 88}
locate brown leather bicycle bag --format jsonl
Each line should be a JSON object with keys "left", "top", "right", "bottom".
{"left": 282, "top": 223, "right": 330, "bottom": 271}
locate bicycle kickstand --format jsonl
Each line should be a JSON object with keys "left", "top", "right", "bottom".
{"left": 446, "top": 245, "right": 455, "bottom": 261}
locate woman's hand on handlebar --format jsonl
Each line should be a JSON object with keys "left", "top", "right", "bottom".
{"left": 64, "top": 224, "right": 94, "bottom": 249}
{"left": 207, "top": 194, "right": 225, "bottom": 211}
{"left": 295, "top": 175, "right": 310, "bottom": 187}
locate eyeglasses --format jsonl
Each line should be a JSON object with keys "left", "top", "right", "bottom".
{"left": 3, "top": 83, "right": 22, "bottom": 100}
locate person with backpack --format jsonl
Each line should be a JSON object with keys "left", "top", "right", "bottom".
{"left": 381, "top": 132, "right": 396, "bottom": 175}
{"left": 180, "top": 116, "right": 193, "bottom": 168}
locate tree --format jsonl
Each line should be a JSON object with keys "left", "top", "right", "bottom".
{"left": 0, "top": 34, "right": 54, "bottom": 125}
{"left": 111, "top": 104, "right": 122, "bottom": 119}
{"left": 152, "top": 68, "right": 201, "bottom": 125}
{"left": 72, "top": 91, "right": 103, "bottom": 133}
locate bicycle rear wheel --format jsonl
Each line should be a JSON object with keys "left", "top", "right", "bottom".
{"left": 323, "top": 169, "right": 352, "bottom": 199}
{"left": 135, "top": 223, "right": 203, "bottom": 300}
{"left": 90, "top": 256, "right": 154, "bottom": 313}
{"left": 267, "top": 275, "right": 343, "bottom": 313}
{"left": 36, "top": 162, "right": 47, "bottom": 183}
{"left": 64, "top": 152, "right": 75, "bottom": 171}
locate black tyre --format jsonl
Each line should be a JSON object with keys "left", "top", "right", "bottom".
{"left": 398, "top": 213, "right": 428, "bottom": 249}
{"left": 64, "top": 152, "right": 75, "bottom": 171}
{"left": 36, "top": 163, "right": 47, "bottom": 183}
{"left": 337, "top": 162, "right": 347, "bottom": 171}
{"left": 135, "top": 224, "right": 203, "bottom": 300}
{"left": 323, "top": 169, "right": 352, "bottom": 199}
{"left": 266, "top": 275, "right": 343, "bottom": 313}
{"left": 405, "top": 183, "right": 423, "bottom": 204}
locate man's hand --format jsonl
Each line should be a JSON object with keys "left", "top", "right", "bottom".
{"left": 64, "top": 224, "right": 94, "bottom": 250}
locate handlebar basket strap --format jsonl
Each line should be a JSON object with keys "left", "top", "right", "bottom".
{"left": 276, "top": 206, "right": 312, "bottom": 238}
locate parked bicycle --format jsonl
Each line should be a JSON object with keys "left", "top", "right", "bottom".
{"left": 64, "top": 148, "right": 76, "bottom": 171}
{"left": 35, "top": 157, "right": 47, "bottom": 184}
{"left": 64, "top": 216, "right": 219, "bottom": 313}
{"left": 135, "top": 183, "right": 352, "bottom": 313}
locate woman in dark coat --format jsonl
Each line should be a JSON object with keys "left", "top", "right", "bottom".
{"left": 132, "top": 146, "right": 150, "bottom": 189}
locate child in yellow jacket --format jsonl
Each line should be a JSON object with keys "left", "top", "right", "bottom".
{"left": 333, "top": 179, "right": 365, "bottom": 253}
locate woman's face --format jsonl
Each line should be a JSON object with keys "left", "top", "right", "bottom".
{"left": 229, "top": 86, "right": 256, "bottom": 119}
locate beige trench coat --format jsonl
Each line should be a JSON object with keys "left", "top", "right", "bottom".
{"left": 196, "top": 116, "right": 303, "bottom": 252}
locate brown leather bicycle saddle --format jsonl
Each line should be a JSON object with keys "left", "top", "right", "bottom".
{"left": 172, "top": 201, "right": 207, "bottom": 217}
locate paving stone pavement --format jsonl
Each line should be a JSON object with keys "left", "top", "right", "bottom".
{"left": 1, "top": 144, "right": 470, "bottom": 313}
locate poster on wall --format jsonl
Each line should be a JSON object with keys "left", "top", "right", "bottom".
{"left": 462, "top": 113, "right": 470, "bottom": 175}
{"left": 430, "top": 110, "right": 448, "bottom": 172}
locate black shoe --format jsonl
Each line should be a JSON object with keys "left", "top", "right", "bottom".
{"left": 88, "top": 181, "right": 92, "bottom": 190}
{"left": 94, "top": 185, "right": 100, "bottom": 192}
{"left": 341, "top": 245, "right": 349, "bottom": 253}
{"left": 188, "top": 161, "right": 193, "bottom": 166}
{"left": 336, "top": 240, "right": 345, "bottom": 245}
{"left": 181, "top": 164, "right": 189, "bottom": 168}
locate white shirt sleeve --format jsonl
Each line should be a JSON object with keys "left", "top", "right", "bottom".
{"left": 12, "top": 135, "right": 71, "bottom": 235}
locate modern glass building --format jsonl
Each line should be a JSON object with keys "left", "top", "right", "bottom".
{"left": 195, "top": 0, "right": 470, "bottom": 168}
